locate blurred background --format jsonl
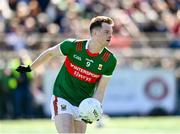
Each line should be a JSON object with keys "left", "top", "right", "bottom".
{"left": 0, "top": 0, "right": 179, "bottom": 120}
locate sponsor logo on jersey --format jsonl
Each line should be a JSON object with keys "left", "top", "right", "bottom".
{"left": 61, "top": 104, "right": 67, "bottom": 111}
{"left": 98, "top": 64, "right": 103, "bottom": 70}
{"left": 73, "top": 54, "right": 82, "bottom": 61}
{"left": 65, "top": 57, "right": 101, "bottom": 83}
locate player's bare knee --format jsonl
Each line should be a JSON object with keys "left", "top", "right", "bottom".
{"left": 54, "top": 114, "right": 74, "bottom": 133}
{"left": 74, "top": 120, "right": 87, "bottom": 133}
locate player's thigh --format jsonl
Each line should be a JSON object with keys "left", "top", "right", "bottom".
{"left": 74, "top": 120, "right": 87, "bottom": 133}
{"left": 54, "top": 113, "right": 74, "bottom": 133}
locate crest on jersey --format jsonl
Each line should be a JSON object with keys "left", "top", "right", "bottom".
{"left": 61, "top": 104, "right": 67, "bottom": 111}
{"left": 98, "top": 64, "right": 103, "bottom": 70}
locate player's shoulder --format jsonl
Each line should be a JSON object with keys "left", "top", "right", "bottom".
{"left": 62, "top": 38, "right": 76, "bottom": 43}
{"left": 61, "top": 38, "right": 88, "bottom": 52}
{"left": 74, "top": 39, "right": 88, "bottom": 50}
{"left": 103, "top": 47, "right": 117, "bottom": 63}
{"left": 63, "top": 38, "right": 88, "bottom": 44}
{"left": 74, "top": 39, "right": 88, "bottom": 44}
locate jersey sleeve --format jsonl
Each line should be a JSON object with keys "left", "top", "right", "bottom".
{"left": 103, "top": 55, "right": 117, "bottom": 76}
{"left": 59, "top": 38, "right": 76, "bottom": 55}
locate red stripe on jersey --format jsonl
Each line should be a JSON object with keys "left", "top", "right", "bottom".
{"left": 101, "top": 52, "right": 109, "bottom": 62}
{"left": 65, "top": 57, "right": 101, "bottom": 83}
{"left": 53, "top": 96, "right": 58, "bottom": 116}
{"left": 79, "top": 42, "right": 82, "bottom": 51}
{"left": 104, "top": 53, "right": 110, "bottom": 62}
{"left": 101, "top": 52, "right": 107, "bottom": 61}
{"left": 76, "top": 42, "right": 82, "bottom": 51}
{"left": 86, "top": 49, "right": 99, "bottom": 57}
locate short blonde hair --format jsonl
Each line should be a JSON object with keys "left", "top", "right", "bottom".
{"left": 89, "top": 16, "right": 114, "bottom": 33}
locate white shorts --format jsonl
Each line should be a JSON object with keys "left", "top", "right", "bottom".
{"left": 50, "top": 95, "right": 81, "bottom": 121}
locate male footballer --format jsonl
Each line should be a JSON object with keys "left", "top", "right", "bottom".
{"left": 16, "top": 16, "right": 117, "bottom": 133}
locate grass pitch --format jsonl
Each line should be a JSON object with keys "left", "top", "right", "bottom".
{"left": 0, "top": 116, "right": 180, "bottom": 134}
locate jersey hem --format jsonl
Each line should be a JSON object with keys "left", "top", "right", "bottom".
{"left": 102, "top": 75, "right": 112, "bottom": 77}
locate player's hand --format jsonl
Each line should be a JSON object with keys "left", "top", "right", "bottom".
{"left": 16, "top": 65, "right": 32, "bottom": 73}
{"left": 81, "top": 118, "right": 93, "bottom": 124}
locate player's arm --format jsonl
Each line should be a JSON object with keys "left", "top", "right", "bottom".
{"left": 93, "top": 55, "right": 117, "bottom": 102}
{"left": 30, "top": 44, "right": 62, "bottom": 70}
{"left": 16, "top": 44, "right": 62, "bottom": 72}
{"left": 93, "top": 75, "right": 111, "bottom": 103}
{"left": 81, "top": 76, "right": 111, "bottom": 124}
{"left": 81, "top": 77, "right": 111, "bottom": 124}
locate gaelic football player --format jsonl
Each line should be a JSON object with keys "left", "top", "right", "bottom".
{"left": 16, "top": 16, "right": 117, "bottom": 133}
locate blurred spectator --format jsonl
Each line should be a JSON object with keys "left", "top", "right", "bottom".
{"left": 0, "top": 62, "right": 15, "bottom": 119}
{"left": 37, "top": 0, "right": 50, "bottom": 12}
{"left": 31, "top": 73, "right": 46, "bottom": 118}
{"left": 5, "top": 23, "right": 27, "bottom": 51}
{"left": 8, "top": 57, "right": 34, "bottom": 118}
{"left": 37, "top": 13, "right": 48, "bottom": 33}
{"left": 169, "top": 10, "right": 180, "bottom": 48}
{"left": 0, "top": 0, "right": 178, "bottom": 49}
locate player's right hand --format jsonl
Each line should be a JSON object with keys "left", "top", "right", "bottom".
{"left": 81, "top": 119, "right": 93, "bottom": 124}
{"left": 16, "top": 65, "right": 32, "bottom": 73}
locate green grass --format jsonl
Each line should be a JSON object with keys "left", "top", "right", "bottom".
{"left": 0, "top": 116, "right": 180, "bottom": 134}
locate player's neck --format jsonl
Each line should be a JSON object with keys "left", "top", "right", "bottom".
{"left": 88, "top": 39, "right": 105, "bottom": 54}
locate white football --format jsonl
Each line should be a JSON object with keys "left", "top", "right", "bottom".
{"left": 79, "top": 98, "right": 103, "bottom": 123}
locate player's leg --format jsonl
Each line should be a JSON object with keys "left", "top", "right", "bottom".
{"left": 72, "top": 105, "right": 87, "bottom": 133}
{"left": 74, "top": 120, "right": 87, "bottom": 133}
{"left": 54, "top": 113, "right": 74, "bottom": 133}
{"left": 50, "top": 96, "right": 75, "bottom": 133}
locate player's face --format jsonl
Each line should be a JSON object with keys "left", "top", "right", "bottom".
{"left": 96, "top": 23, "right": 113, "bottom": 46}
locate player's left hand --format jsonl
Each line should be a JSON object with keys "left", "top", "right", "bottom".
{"left": 81, "top": 118, "right": 93, "bottom": 124}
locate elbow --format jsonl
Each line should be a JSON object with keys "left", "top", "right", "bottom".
{"left": 46, "top": 49, "right": 55, "bottom": 58}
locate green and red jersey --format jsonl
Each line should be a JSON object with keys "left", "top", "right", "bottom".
{"left": 53, "top": 39, "right": 117, "bottom": 106}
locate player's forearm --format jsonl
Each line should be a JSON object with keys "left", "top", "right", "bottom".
{"left": 93, "top": 76, "right": 111, "bottom": 103}
{"left": 30, "top": 49, "right": 54, "bottom": 70}
{"left": 93, "top": 90, "right": 105, "bottom": 103}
